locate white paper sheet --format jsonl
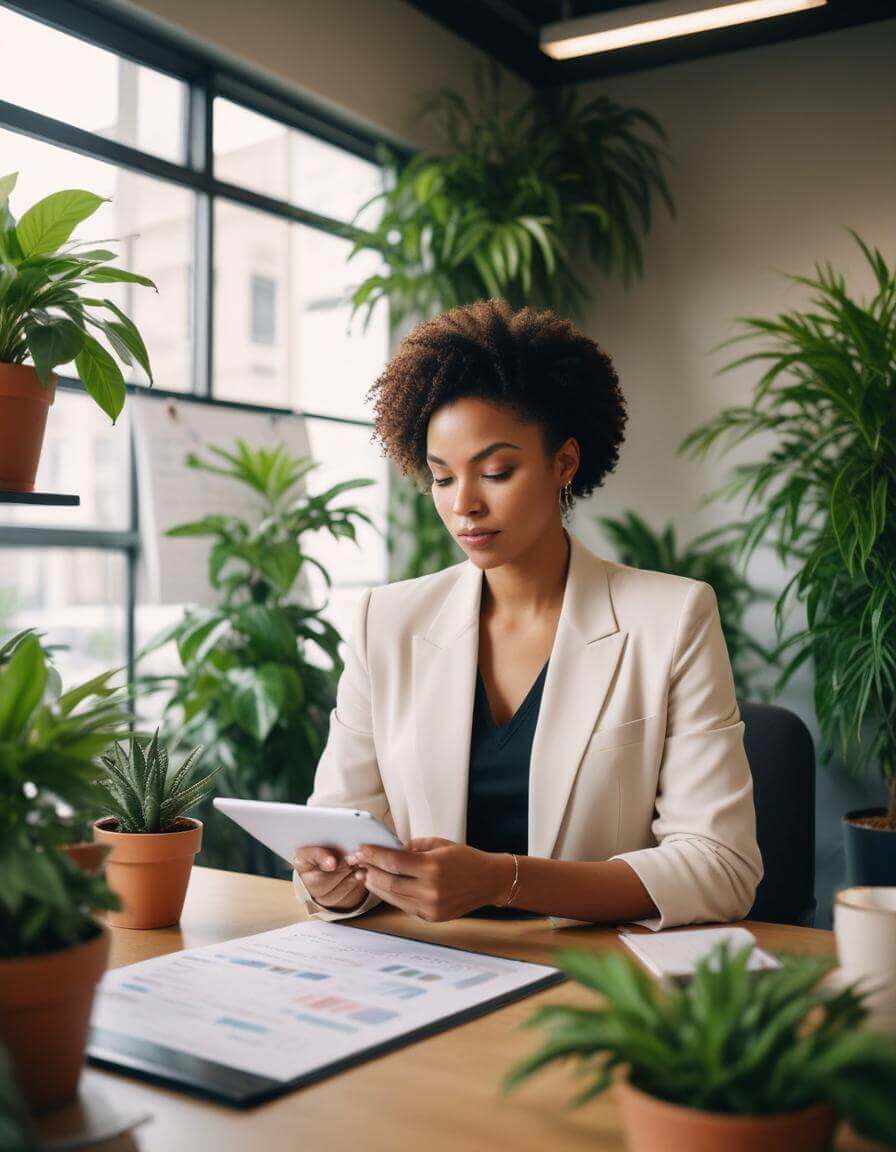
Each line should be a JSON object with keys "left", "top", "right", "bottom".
{"left": 619, "top": 926, "right": 781, "bottom": 985}
{"left": 90, "top": 921, "right": 560, "bottom": 1082}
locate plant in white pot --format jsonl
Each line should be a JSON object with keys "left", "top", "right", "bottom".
{"left": 0, "top": 635, "right": 130, "bottom": 1113}
{"left": 503, "top": 942, "right": 896, "bottom": 1152}
{"left": 0, "top": 170, "right": 155, "bottom": 492}
{"left": 93, "top": 730, "right": 222, "bottom": 929}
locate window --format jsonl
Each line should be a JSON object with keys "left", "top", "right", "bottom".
{"left": 250, "top": 275, "right": 277, "bottom": 346}
{"left": 0, "top": 1, "right": 401, "bottom": 685}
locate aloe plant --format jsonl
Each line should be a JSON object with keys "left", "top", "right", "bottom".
{"left": 96, "top": 729, "right": 220, "bottom": 834}
{"left": 504, "top": 942, "right": 896, "bottom": 1145}
{"left": 0, "top": 170, "right": 156, "bottom": 422}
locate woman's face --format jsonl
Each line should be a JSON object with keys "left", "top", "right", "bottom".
{"left": 426, "top": 396, "right": 578, "bottom": 568}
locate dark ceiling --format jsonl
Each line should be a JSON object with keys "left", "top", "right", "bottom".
{"left": 404, "top": 1, "right": 895, "bottom": 85}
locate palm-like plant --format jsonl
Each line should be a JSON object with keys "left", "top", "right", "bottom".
{"left": 345, "top": 59, "right": 674, "bottom": 334}
{"left": 138, "top": 440, "right": 379, "bottom": 874}
{"left": 504, "top": 942, "right": 896, "bottom": 1145}
{"left": 680, "top": 231, "right": 896, "bottom": 825}
{"left": 596, "top": 510, "right": 778, "bottom": 700}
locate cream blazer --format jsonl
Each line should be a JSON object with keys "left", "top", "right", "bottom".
{"left": 293, "top": 529, "right": 763, "bottom": 931}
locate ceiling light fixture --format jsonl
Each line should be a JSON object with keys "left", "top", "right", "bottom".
{"left": 540, "top": 0, "right": 828, "bottom": 60}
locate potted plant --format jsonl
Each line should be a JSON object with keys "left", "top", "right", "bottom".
{"left": 0, "top": 634, "right": 130, "bottom": 1113}
{"left": 137, "top": 439, "right": 377, "bottom": 877}
{"left": 92, "top": 729, "right": 221, "bottom": 929}
{"left": 0, "top": 1045, "right": 38, "bottom": 1152}
{"left": 504, "top": 942, "right": 896, "bottom": 1151}
{"left": 0, "top": 170, "right": 156, "bottom": 492}
{"left": 680, "top": 231, "right": 896, "bottom": 884}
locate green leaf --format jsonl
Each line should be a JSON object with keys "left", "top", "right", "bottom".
{"left": 99, "top": 298, "right": 153, "bottom": 383}
{"left": 83, "top": 266, "right": 157, "bottom": 290}
{"left": 226, "top": 665, "right": 286, "bottom": 742}
{"left": 0, "top": 634, "right": 47, "bottom": 740}
{"left": 75, "top": 333, "right": 126, "bottom": 423}
{"left": 25, "top": 317, "right": 85, "bottom": 386}
{"left": 16, "top": 189, "right": 107, "bottom": 258}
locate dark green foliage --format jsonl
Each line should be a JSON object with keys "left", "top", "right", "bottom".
{"left": 345, "top": 59, "right": 675, "bottom": 334}
{"left": 0, "top": 633, "right": 128, "bottom": 956}
{"left": 0, "top": 171, "right": 156, "bottom": 422}
{"left": 504, "top": 942, "right": 896, "bottom": 1145}
{"left": 0, "top": 1045, "right": 37, "bottom": 1152}
{"left": 680, "top": 232, "right": 896, "bottom": 818}
{"left": 596, "top": 510, "right": 779, "bottom": 700}
{"left": 96, "top": 729, "right": 220, "bottom": 834}
{"left": 137, "top": 439, "right": 378, "bottom": 875}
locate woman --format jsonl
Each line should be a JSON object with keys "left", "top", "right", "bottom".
{"left": 293, "top": 299, "right": 762, "bottom": 931}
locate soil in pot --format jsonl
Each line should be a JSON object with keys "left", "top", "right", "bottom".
{"left": 0, "top": 922, "right": 110, "bottom": 1114}
{"left": 617, "top": 1081, "right": 837, "bottom": 1152}
{"left": 93, "top": 816, "right": 203, "bottom": 929}
{"left": 0, "top": 364, "right": 56, "bottom": 492}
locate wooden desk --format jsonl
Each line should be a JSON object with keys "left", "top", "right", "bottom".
{"left": 37, "top": 866, "right": 843, "bottom": 1152}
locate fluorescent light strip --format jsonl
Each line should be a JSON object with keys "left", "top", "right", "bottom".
{"left": 540, "top": 0, "right": 828, "bottom": 59}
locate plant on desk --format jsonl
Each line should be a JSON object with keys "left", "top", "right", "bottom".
{"left": 504, "top": 941, "right": 896, "bottom": 1152}
{"left": 92, "top": 729, "right": 221, "bottom": 930}
{"left": 138, "top": 439, "right": 378, "bottom": 877}
{"left": 0, "top": 633, "right": 130, "bottom": 1114}
{"left": 0, "top": 170, "right": 156, "bottom": 494}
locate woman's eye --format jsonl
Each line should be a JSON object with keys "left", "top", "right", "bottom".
{"left": 432, "top": 470, "right": 512, "bottom": 487}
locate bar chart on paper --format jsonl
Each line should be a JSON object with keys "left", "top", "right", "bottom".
{"left": 87, "top": 921, "right": 563, "bottom": 1105}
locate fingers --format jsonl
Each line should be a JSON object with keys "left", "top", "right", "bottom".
{"left": 323, "top": 869, "right": 369, "bottom": 906}
{"left": 348, "top": 844, "right": 429, "bottom": 877}
{"left": 293, "top": 845, "right": 344, "bottom": 875}
{"left": 361, "top": 868, "right": 426, "bottom": 917}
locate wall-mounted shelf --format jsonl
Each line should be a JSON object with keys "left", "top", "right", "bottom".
{"left": 0, "top": 492, "right": 80, "bottom": 506}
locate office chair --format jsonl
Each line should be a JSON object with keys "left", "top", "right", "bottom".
{"left": 739, "top": 700, "right": 817, "bottom": 927}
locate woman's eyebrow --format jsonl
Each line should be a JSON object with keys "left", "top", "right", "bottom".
{"left": 427, "top": 442, "right": 521, "bottom": 466}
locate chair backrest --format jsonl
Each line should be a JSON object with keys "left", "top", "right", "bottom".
{"left": 739, "top": 700, "right": 816, "bottom": 927}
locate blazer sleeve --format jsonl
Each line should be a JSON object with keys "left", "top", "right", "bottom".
{"left": 606, "top": 578, "right": 764, "bottom": 931}
{"left": 292, "top": 585, "right": 390, "bottom": 923}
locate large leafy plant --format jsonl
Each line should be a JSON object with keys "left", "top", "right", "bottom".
{"left": 680, "top": 231, "right": 896, "bottom": 826}
{"left": 0, "top": 170, "right": 155, "bottom": 422}
{"left": 139, "top": 440, "right": 378, "bottom": 875}
{"left": 504, "top": 942, "right": 896, "bottom": 1145}
{"left": 0, "top": 633, "right": 129, "bottom": 957}
{"left": 596, "top": 510, "right": 778, "bottom": 700}
{"left": 96, "top": 729, "right": 220, "bottom": 834}
{"left": 345, "top": 59, "right": 674, "bottom": 334}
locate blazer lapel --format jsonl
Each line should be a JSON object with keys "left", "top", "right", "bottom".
{"left": 412, "top": 531, "right": 627, "bottom": 858}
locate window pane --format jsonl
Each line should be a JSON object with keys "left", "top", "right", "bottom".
{"left": 0, "top": 549, "right": 126, "bottom": 685}
{"left": 0, "top": 9, "right": 186, "bottom": 163}
{"left": 213, "top": 208, "right": 389, "bottom": 415}
{"left": 0, "top": 391, "right": 131, "bottom": 530}
{"left": 1, "top": 128, "right": 194, "bottom": 392}
{"left": 301, "top": 418, "right": 389, "bottom": 587}
{"left": 213, "top": 98, "right": 383, "bottom": 228}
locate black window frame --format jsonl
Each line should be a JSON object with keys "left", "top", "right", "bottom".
{"left": 0, "top": 0, "right": 412, "bottom": 681}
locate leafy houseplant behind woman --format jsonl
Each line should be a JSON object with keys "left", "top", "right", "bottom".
{"left": 0, "top": 170, "right": 156, "bottom": 492}
{"left": 93, "top": 730, "right": 222, "bottom": 929}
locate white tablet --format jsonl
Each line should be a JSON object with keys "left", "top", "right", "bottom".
{"left": 212, "top": 797, "right": 403, "bottom": 868}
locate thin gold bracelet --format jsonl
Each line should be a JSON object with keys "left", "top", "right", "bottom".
{"left": 501, "top": 852, "right": 520, "bottom": 907}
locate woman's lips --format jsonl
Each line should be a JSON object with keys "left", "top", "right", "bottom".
{"left": 459, "top": 531, "right": 500, "bottom": 549}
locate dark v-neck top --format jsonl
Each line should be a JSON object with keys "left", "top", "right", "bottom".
{"left": 463, "top": 658, "right": 550, "bottom": 919}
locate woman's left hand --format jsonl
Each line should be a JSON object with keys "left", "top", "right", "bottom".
{"left": 345, "top": 837, "right": 510, "bottom": 921}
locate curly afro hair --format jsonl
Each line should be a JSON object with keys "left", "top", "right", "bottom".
{"left": 366, "top": 299, "right": 627, "bottom": 510}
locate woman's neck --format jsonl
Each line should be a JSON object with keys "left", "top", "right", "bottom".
{"left": 481, "top": 526, "right": 571, "bottom": 625}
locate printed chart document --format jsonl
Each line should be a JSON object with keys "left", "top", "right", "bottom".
{"left": 87, "top": 921, "right": 563, "bottom": 1107}
{"left": 619, "top": 926, "right": 781, "bottom": 987}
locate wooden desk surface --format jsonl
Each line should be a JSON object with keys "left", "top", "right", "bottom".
{"left": 38, "top": 866, "right": 842, "bottom": 1152}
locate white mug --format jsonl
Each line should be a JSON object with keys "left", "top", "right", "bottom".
{"left": 833, "top": 887, "right": 896, "bottom": 1007}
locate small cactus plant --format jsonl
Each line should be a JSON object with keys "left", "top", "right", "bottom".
{"left": 96, "top": 729, "right": 221, "bottom": 834}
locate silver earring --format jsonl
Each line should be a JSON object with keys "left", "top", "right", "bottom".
{"left": 559, "top": 481, "right": 573, "bottom": 523}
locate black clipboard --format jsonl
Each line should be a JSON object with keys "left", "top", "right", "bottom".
{"left": 86, "top": 925, "right": 566, "bottom": 1109}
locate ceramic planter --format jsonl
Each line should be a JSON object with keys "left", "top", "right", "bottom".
{"left": 843, "top": 807, "right": 896, "bottom": 886}
{"left": 60, "top": 840, "right": 110, "bottom": 876}
{"left": 0, "top": 363, "right": 56, "bottom": 493}
{"left": 0, "top": 921, "right": 110, "bottom": 1113}
{"left": 616, "top": 1081, "right": 837, "bottom": 1152}
{"left": 93, "top": 816, "right": 203, "bottom": 929}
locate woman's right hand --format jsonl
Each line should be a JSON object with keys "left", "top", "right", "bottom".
{"left": 293, "top": 845, "right": 368, "bottom": 911}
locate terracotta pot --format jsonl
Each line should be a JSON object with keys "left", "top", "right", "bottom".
{"left": 60, "top": 840, "right": 110, "bottom": 876}
{"left": 93, "top": 816, "right": 202, "bottom": 929}
{"left": 617, "top": 1081, "right": 837, "bottom": 1152}
{"left": 0, "top": 922, "right": 110, "bottom": 1114}
{"left": 0, "top": 363, "right": 56, "bottom": 493}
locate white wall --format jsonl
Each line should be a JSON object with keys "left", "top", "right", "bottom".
{"left": 567, "top": 18, "right": 896, "bottom": 922}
